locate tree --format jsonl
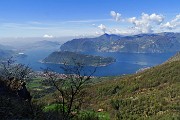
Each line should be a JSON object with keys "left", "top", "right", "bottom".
{"left": 0, "top": 57, "right": 33, "bottom": 104}
{"left": 0, "top": 57, "right": 32, "bottom": 81}
{"left": 44, "top": 60, "right": 96, "bottom": 119}
{"left": 0, "top": 57, "right": 34, "bottom": 119}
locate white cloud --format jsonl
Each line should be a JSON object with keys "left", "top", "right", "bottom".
{"left": 108, "top": 27, "right": 143, "bottom": 35}
{"left": 108, "top": 12, "right": 166, "bottom": 35}
{"left": 92, "top": 24, "right": 96, "bottom": 27}
{"left": 149, "top": 13, "right": 164, "bottom": 24}
{"left": 127, "top": 13, "right": 164, "bottom": 33}
{"left": 98, "top": 24, "right": 107, "bottom": 33}
{"left": 95, "top": 31, "right": 102, "bottom": 35}
{"left": 162, "top": 14, "right": 180, "bottom": 30}
{"left": 43, "top": 34, "right": 53, "bottom": 38}
{"left": 128, "top": 17, "right": 136, "bottom": 23}
{"left": 110, "top": 11, "right": 121, "bottom": 21}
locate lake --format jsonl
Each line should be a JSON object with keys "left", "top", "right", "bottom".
{"left": 16, "top": 48, "right": 176, "bottom": 77}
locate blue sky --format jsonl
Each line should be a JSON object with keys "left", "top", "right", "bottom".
{"left": 0, "top": 0, "right": 180, "bottom": 37}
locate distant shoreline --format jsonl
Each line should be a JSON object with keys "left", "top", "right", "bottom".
{"left": 39, "top": 60, "right": 115, "bottom": 67}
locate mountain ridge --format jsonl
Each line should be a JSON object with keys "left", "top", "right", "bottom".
{"left": 60, "top": 32, "right": 180, "bottom": 53}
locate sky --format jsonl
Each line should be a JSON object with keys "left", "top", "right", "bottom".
{"left": 0, "top": 0, "right": 180, "bottom": 38}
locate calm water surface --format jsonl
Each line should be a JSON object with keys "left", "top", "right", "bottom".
{"left": 16, "top": 48, "right": 176, "bottom": 77}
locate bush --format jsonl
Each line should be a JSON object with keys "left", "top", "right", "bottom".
{"left": 43, "top": 103, "right": 67, "bottom": 113}
{"left": 73, "top": 110, "right": 110, "bottom": 120}
{"left": 74, "top": 110, "right": 99, "bottom": 120}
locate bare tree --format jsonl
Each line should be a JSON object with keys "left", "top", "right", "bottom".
{"left": 0, "top": 57, "right": 33, "bottom": 117}
{"left": 0, "top": 57, "right": 32, "bottom": 81}
{"left": 44, "top": 60, "right": 96, "bottom": 119}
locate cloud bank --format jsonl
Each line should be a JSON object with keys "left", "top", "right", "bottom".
{"left": 96, "top": 11, "right": 180, "bottom": 35}
{"left": 162, "top": 14, "right": 180, "bottom": 30}
{"left": 128, "top": 13, "right": 164, "bottom": 33}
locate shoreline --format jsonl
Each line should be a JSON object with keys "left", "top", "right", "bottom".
{"left": 39, "top": 60, "right": 115, "bottom": 67}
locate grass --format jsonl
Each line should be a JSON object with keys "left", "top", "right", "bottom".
{"left": 43, "top": 103, "right": 67, "bottom": 112}
{"left": 27, "top": 77, "right": 43, "bottom": 89}
{"left": 27, "top": 77, "right": 56, "bottom": 99}
{"left": 73, "top": 110, "right": 110, "bottom": 120}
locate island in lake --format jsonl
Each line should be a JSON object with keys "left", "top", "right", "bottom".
{"left": 42, "top": 51, "right": 116, "bottom": 66}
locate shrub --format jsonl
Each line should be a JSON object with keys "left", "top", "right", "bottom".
{"left": 73, "top": 110, "right": 110, "bottom": 120}
{"left": 43, "top": 103, "right": 67, "bottom": 113}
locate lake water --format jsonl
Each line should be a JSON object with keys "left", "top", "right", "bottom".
{"left": 16, "top": 48, "right": 176, "bottom": 77}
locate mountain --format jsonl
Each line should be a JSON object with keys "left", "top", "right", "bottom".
{"left": 0, "top": 44, "right": 14, "bottom": 60}
{"left": 42, "top": 51, "right": 115, "bottom": 66}
{"left": 60, "top": 33, "right": 122, "bottom": 52}
{"left": 60, "top": 32, "right": 180, "bottom": 53}
{"left": 18, "top": 40, "right": 61, "bottom": 50}
{"left": 0, "top": 49, "right": 14, "bottom": 60}
{"left": 0, "top": 44, "right": 14, "bottom": 50}
{"left": 33, "top": 40, "right": 61, "bottom": 48}
{"left": 0, "top": 37, "right": 73, "bottom": 50}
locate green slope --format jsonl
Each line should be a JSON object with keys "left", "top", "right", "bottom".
{"left": 84, "top": 58, "right": 180, "bottom": 119}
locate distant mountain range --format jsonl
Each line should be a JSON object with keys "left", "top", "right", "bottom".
{"left": 0, "top": 44, "right": 14, "bottom": 50}
{"left": 0, "top": 44, "right": 14, "bottom": 60}
{"left": 42, "top": 51, "right": 115, "bottom": 66}
{"left": 0, "top": 40, "right": 61, "bottom": 60}
{"left": 60, "top": 32, "right": 180, "bottom": 53}
{"left": 14, "top": 40, "right": 61, "bottom": 50}
{"left": 31, "top": 40, "right": 61, "bottom": 49}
